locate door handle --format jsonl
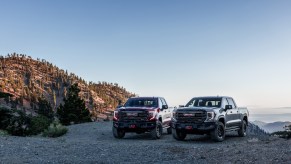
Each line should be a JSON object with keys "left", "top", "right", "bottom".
{"left": 230, "top": 111, "right": 232, "bottom": 113}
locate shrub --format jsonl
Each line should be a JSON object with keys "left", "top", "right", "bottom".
{"left": 29, "top": 115, "right": 51, "bottom": 135}
{"left": 272, "top": 125, "right": 291, "bottom": 139}
{"left": 272, "top": 131, "right": 291, "bottom": 139}
{"left": 0, "top": 107, "right": 13, "bottom": 129}
{"left": 42, "top": 121, "right": 68, "bottom": 138}
{"left": 0, "top": 130, "right": 8, "bottom": 136}
{"left": 6, "top": 110, "right": 31, "bottom": 136}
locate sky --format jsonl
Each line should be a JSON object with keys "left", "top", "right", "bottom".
{"left": 0, "top": 0, "right": 291, "bottom": 114}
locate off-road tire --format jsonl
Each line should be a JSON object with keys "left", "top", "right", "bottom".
{"left": 167, "top": 127, "right": 172, "bottom": 134}
{"left": 150, "top": 121, "right": 163, "bottom": 139}
{"left": 172, "top": 128, "right": 187, "bottom": 141}
{"left": 238, "top": 120, "right": 247, "bottom": 137}
{"left": 211, "top": 122, "right": 225, "bottom": 142}
{"left": 112, "top": 126, "right": 125, "bottom": 139}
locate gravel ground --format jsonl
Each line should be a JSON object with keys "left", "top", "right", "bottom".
{"left": 0, "top": 121, "right": 290, "bottom": 164}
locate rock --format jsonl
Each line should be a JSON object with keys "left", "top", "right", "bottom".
{"left": 247, "top": 138, "right": 259, "bottom": 143}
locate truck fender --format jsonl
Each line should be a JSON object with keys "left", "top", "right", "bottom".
{"left": 217, "top": 116, "right": 225, "bottom": 125}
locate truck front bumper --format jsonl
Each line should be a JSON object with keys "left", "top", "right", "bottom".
{"left": 172, "top": 121, "right": 216, "bottom": 134}
{"left": 113, "top": 121, "right": 157, "bottom": 132}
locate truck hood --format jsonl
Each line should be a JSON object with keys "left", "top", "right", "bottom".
{"left": 117, "top": 107, "right": 158, "bottom": 111}
{"left": 176, "top": 106, "right": 220, "bottom": 112}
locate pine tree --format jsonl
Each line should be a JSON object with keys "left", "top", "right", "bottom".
{"left": 37, "top": 97, "right": 54, "bottom": 120}
{"left": 57, "top": 83, "right": 91, "bottom": 125}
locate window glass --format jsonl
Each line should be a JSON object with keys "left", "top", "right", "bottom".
{"left": 185, "top": 97, "right": 222, "bottom": 107}
{"left": 124, "top": 98, "right": 158, "bottom": 107}
{"left": 227, "top": 98, "right": 236, "bottom": 108}
{"left": 222, "top": 98, "right": 229, "bottom": 107}
{"left": 161, "top": 98, "right": 167, "bottom": 106}
{"left": 158, "top": 98, "right": 163, "bottom": 109}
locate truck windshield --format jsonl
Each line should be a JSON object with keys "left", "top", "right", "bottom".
{"left": 185, "top": 98, "right": 222, "bottom": 108}
{"left": 124, "top": 98, "right": 158, "bottom": 108}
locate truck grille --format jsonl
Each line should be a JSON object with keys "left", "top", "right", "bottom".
{"left": 119, "top": 111, "right": 148, "bottom": 121}
{"left": 176, "top": 110, "right": 207, "bottom": 123}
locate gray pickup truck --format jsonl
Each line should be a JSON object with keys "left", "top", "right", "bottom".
{"left": 172, "top": 96, "right": 249, "bottom": 142}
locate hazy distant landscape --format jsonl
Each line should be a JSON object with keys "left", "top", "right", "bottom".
{"left": 249, "top": 113, "right": 291, "bottom": 123}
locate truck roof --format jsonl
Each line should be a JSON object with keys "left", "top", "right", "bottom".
{"left": 192, "top": 96, "right": 233, "bottom": 99}
{"left": 129, "top": 97, "right": 164, "bottom": 99}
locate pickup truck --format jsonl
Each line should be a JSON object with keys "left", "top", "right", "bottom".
{"left": 172, "top": 96, "right": 249, "bottom": 142}
{"left": 113, "top": 97, "right": 173, "bottom": 139}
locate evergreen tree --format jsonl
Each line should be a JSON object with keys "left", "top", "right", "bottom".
{"left": 37, "top": 97, "right": 54, "bottom": 120}
{"left": 57, "top": 83, "right": 91, "bottom": 125}
{"left": 0, "top": 91, "right": 13, "bottom": 98}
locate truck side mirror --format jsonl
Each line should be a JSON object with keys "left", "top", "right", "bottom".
{"left": 225, "top": 105, "right": 232, "bottom": 110}
{"left": 162, "top": 105, "right": 168, "bottom": 110}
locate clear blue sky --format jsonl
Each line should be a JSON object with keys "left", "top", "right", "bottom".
{"left": 1, "top": 0, "right": 291, "bottom": 114}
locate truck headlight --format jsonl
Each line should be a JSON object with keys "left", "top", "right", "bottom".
{"left": 148, "top": 111, "right": 157, "bottom": 121}
{"left": 113, "top": 111, "right": 119, "bottom": 121}
{"left": 206, "top": 112, "right": 215, "bottom": 121}
{"left": 172, "top": 111, "right": 177, "bottom": 119}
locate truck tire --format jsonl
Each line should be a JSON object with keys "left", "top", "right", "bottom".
{"left": 167, "top": 127, "right": 172, "bottom": 134}
{"left": 172, "top": 128, "right": 187, "bottom": 141}
{"left": 112, "top": 126, "right": 125, "bottom": 139}
{"left": 238, "top": 120, "right": 247, "bottom": 137}
{"left": 150, "top": 121, "right": 163, "bottom": 139}
{"left": 211, "top": 122, "right": 225, "bottom": 142}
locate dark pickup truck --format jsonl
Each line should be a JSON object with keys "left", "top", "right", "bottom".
{"left": 113, "top": 97, "right": 173, "bottom": 139}
{"left": 172, "top": 96, "right": 249, "bottom": 142}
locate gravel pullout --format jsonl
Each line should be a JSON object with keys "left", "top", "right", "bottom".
{"left": 0, "top": 122, "right": 290, "bottom": 164}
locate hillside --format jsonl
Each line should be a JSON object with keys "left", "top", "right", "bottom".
{"left": 247, "top": 122, "right": 269, "bottom": 135}
{"left": 0, "top": 53, "right": 135, "bottom": 120}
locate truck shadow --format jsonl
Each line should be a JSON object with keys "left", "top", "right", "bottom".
{"left": 184, "top": 132, "right": 244, "bottom": 143}
{"left": 119, "top": 132, "right": 244, "bottom": 142}
{"left": 121, "top": 129, "right": 172, "bottom": 140}
{"left": 122, "top": 133, "right": 155, "bottom": 140}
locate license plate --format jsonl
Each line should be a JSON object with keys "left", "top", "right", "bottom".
{"left": 129, "top": 124, "right": 136, "bottom": 128}
{"left": 185, "top": 126, "right": 192, "bottom": 130}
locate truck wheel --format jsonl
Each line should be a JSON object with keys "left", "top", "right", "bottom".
{"left": 238, "top": 120, "right": 247, "bottom": 137}
{"left": 172, "top": 128, "right": 187, "bottom": 141}
{"left": 167, "top": 127, "right": 172, "bottom": 134}
{"left": 150, "top": 121, "right": 163, "bottom": 139}
{"left": 112, "top": 126, "right": 125, "bottom": 139}
{"left": 211, "top": 122, "right": 225, "bottom": 142}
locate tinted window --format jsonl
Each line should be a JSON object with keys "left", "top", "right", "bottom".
{"left": 124, "top": 98, "right": 158, "bottom": 107}
{"left": 222, "top": 98, "right": 229, "bottom": 108}
{"left": 186, "top": 98, "right": 222, "bottom": 107}
{"left": 161, "top": 98, "right": 167, "bottom": 106}
{"left": 227, "top": 98, "right": 236, "bottom": 108}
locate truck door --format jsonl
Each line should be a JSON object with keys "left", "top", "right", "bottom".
{"left": 160, "top": 98, "right": 171, "bottom": 127}
{"left": 226, "top": 98, "right": 240, "bottom": 127}
{"left": 223, "top": 98, "right": 236, "bottom": 128}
